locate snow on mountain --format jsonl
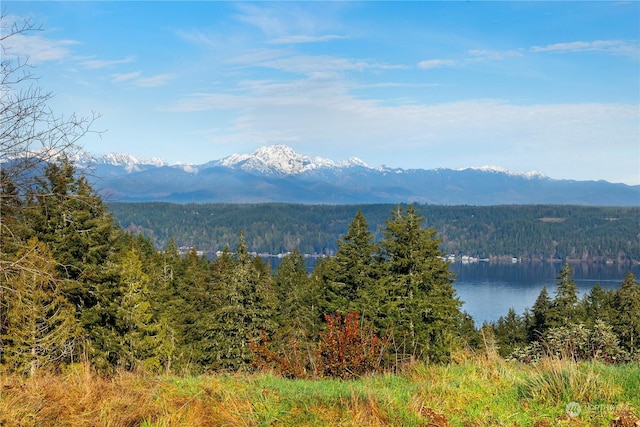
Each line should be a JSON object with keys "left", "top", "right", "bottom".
{"left": 217, "top": 144, "right": 370, "bottom": 175}
{"left": 459, "top": 165, "right": 546, "bottom": 179}
{"left": 98, "top": 153, "right": 168, "bottom": 168}
{"left": 82, "top": 145, "right": 545, "bottom": 180}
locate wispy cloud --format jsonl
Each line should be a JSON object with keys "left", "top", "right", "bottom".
{"left": 531, "top": 40, "right": 639, "bottom": 56}
{"left": 112, "top": 71, "right": 174, "bottom": 87}
{"left": 112, "top": 71, "right": 142, "bottom": 83}
{"left": 2, "top": 33, "right": 78, "bottom": 63}
{"left": 233, "top": 2, "right": 348, "bottom": 45}
{"left": 268, "top": 34, "right": 347, "bottom": 45}
{"left": 166, "top": 68, "right": 638, "bottom": 180}
{"left": 417, "top": 59, "right": 457, "bottom": 69}
{"left": 259, "top": 55, "right": 406, "bottom": 74}
{"left": 134, "top": 74, "right": 174, "bottom": 87}
{"left": 81, "top": 55, "right": 136, "bottom": 69}
{"left": 468, "top": 49, "right": 524, "bottom": 61}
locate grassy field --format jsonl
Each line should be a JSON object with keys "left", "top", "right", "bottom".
{"left": 1, "top": 356, "right": 638, "bottom": 426}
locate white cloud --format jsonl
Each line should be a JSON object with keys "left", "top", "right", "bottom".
{"left": 417, "top": 59, "right": 457, "bottom": 69}
{"left": 112, "top": 71, "right": 174, "bottom": 87}
{"left": 268, "top": 34, "right": 347, "bottom": 44}
{"left": 468, "top": 49, "right": 524, "bottom": 61}
{"left": 81, "top": 55, "right": 136, "bottom": 69}
{"left": 168, "top": 75, "right": 638, "bottom": 165}
{"left": 112, "top": 71, "right": 142, "bottom": 83}
{"left": 257, "top": 54, "right": 406, "bottom": 74}
{"left": 1, "top": 33, "right": 78, "bottom": 63}
{"left": 531, "top": 40, "right": 639, "bottom": 56}
{"left": 134, "top": 74, "right": 174, "bottom": 87}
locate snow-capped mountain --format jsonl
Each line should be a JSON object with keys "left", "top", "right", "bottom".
{"left": 214, "top": 144, "right": 369, "bottom": 175}
{"left": 73, "top": 144, "right": 638, "bottom": 206}
{"left": 97, "top": 153, "right": 167, "bottom": 168}
{"left": 458, "top": 165, "right": 546, "bottom": 179}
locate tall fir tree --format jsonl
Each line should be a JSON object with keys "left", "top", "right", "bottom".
{"left": 328, "top": 210, "right": 381, "bottom": 319}
{"left": 613, "top": 272, "right": 640, "bottom": 353}
{"left": 1, "top": 238, "right": 79, "bottom": 375}
{"left": 27, "top": 157, "right": 119, "bottom": 312}
{"left": 273, "top": 249, "right": 321, "bottom": 344}
{"left": 208, "top": 234, "right": 277, "bottom": 370}
{"left": 114, "top": 246, "right": 165, "bottom": 371}
{"left": 378, "top": 205, "right": 462, "bottom": 362}
{"left": 529, "top": 286, "right": 551, "bottom": 339}
{"left": 582, "top": 283, "right": 616, "bottom": 328}
{"left": 547, "top": 262, "right": 584, "bottom": 328}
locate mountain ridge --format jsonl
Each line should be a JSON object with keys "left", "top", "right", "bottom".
{"left": 81, "top": 144, "right": 548, "bottom": 180}
{"left": 68, "top": 144, "right": 639, "bottom": 206}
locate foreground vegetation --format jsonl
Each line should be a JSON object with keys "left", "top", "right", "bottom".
{"left": 1, "top": 356, "right": 638, "bottom": 426}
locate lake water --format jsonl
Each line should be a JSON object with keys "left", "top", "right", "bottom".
{"left": 451, "top": 262, "right": 640, "bottom": 325}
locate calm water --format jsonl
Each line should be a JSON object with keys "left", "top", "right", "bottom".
{"left": 451, "top": 262, "right": 640, "bottom": 325}
{"left": 262, "top": 256, "right": 639, "bottom": 326}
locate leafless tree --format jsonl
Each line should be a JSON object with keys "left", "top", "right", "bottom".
{"left": 0, "top": 11, "right": 100, "bottom": 190}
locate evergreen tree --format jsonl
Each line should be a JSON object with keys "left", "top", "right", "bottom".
{"left": 148, "top": 239, "right": 184, "bottom": 372}
{"left": 208, "top": 234, "right": 277, "bottom": 370}
{"left": 27, "top": 157, "right": 119, "bottom": 311}
{"left": 378, "top": 205, "right": 462, "bottom": 362}
{"left": 1, "top": 238, "right": 79, "bottom": 375}
{"left": 529, "top": 286, "right": 551, "bottom": 339}
{"left": 115, "top": 247, "right": 163, "bottom": 371}
{"left": 273, "top": 249, "right": 321, "bottom": 344}
{"left": 0, "top": 169, "right": 26, "bottom": 254}
{"left": 327, "top": 211, "right": 379, "bottom": 316}
{"left": 493, "top": 308, "right": 527, "bottom": 357}
{"left": 547, "top": 262, "right": 584, "bottom": 328}
{"left": 582, "top": 284, "right": 616, "bottom": 327}
{"left": 613, "top": 272, "right": 640, "bottom": 352}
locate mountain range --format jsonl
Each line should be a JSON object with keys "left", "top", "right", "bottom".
{"left": 76, "top": 144, "right": 639, "bottom": 206}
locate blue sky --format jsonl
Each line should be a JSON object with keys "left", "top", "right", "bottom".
{"left": 4, "top": 1, "right": 639, "bottom": 184}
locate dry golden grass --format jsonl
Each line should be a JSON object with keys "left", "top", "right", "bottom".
{"left": 0, "top": 357, "right": 638, "bottom": 426}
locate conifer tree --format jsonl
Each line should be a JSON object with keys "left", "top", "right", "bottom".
{"left": 27, "top": 157, "right": 119, "bottom": 311}
{"left": 613, "top": 272, "right": 640, "bottom": 352}
{"left": 328, "top": 210, "right": 381, "bottom": 318}
{"left": 529, "top": 286, "right": 551, "bottom": 339}
{"left": 274, "top": 249, "right": 321, "bottom": 343}
{"left": 582, "top": 283, "right": 616, "bottom": 327}
{"left": 547, "top": 262, "right": 584, "bottom": 327}
{"left": 208, "top": 234, "right": 277, "bottom": 370}
{"left": 493, "top": 308, "right": 527, "bottom": 357}
{"left": 378, "top": 205, "right": 461, "bottom": 362}
{"left": 115, "top": 247, "right": 162, "bottom": 371}
{"left": 1, "top": 238, "right": 79, "bottom": 375}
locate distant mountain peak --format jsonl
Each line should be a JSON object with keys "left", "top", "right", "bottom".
{"left": 458, "top": 165, "right": 546, "bottom": 179}
{"left": 99, "top": 153, "right": 167, "bottom": 167}
{"left": 217, "top": 144, "right": 370, "bottom": 175}
{"left": 75, "top": 152, "right": 168, "bottom": 173}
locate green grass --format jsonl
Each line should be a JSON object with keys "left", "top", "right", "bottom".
{"left": 1, "top": 357, "right": 638, "bottom": 426}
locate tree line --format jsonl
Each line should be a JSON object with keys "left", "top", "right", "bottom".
{"left": 109, "top": 202, "right": 640, "bottom": 263}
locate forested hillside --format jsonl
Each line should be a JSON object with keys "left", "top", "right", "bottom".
{"left": 109, "top": 202, "right": 640, "bottom": 263}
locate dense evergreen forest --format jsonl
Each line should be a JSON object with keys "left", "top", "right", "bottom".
{"left": 109, "top": 202, "right": 640, "bottom": 263}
